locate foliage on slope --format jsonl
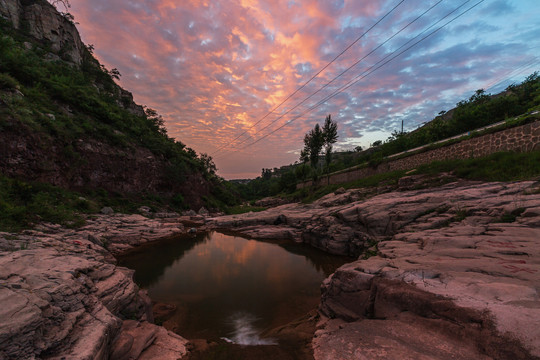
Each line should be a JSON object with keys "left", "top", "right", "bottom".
{"left": 0, "top": 12, "right": 237, "bottom": 230}
{"left": 233, "top": 72, "right": 540, "bottom": 200}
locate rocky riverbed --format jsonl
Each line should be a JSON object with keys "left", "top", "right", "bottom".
{"left": 208, "top": 178, "right": 540, "bottom": 359}
{"left": 1, "top": 178, "right": 540, "bottom": 359}
{"left": 0, "top": 213, "right": 193, "bottom": 359}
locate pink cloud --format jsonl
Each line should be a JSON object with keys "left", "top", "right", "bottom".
{"left": 69, "top": 0, "right": 540, "bottom": 179}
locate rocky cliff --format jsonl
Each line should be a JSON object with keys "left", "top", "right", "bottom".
{"left": 0, "top": 0, "right": 217, "bottom": 209}
{"left": 0, "top": 0, "right": 85, "bottom": 64}
{"left": 208, "top": 177, "right": 540, "bottom": 358}
{"left": 0, "top": 124, "right": 211, "bottom": 206}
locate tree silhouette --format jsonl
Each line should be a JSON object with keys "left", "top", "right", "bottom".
{"left": 300, "top": 114, "right": 338, "bottom": 184}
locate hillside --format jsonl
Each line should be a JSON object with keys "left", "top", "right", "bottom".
{"left": 0, "top": 0, "right": 234, "bottom": 229}
{"left": 232, "top": 72, "right": 540, "bottom": 200}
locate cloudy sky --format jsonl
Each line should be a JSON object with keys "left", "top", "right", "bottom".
{"left": 67, "top": 0, "right": 540, "bottom": 179}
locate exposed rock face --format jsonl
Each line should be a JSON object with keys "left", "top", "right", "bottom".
{"left": 0, "top": 0, "right": 22, "bottom": 29}
{"left": 208, "top": 185, "right": 385, "bottom": 257}
{"left": 1, "top": 0, "right": 85, "bottom": 64}
{"left": 209, "top": 179, "right": 540, "bottom": 358}
{"left": 0, "top": 124, "right": 211, "bottom": 208}
{"left": 0, "top": 214, "right": 190, "bottom": 359}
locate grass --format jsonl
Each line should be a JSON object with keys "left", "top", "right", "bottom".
{"left": 417, "top": 151, "right": 540, "bottom": 181}
{"left": 0, "top": 175, "right": 93, "bottom": 231}
{"left": 290, "top": 170, "right": 407, "bottom": 204}
{"left": 0, "top": 18, "right": 235, "bottom": 220}
{"left": 498, "top": 208, "right": 526, "bottom": 223}
{"left": 0, "top": 174, "right": 201, "bottom": 232}
{"left": 291, "top": 151, "right": 540, "bottom": 203}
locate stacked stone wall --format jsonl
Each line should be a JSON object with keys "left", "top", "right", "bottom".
{"left": 298, "top": 120, "right": 540, "bottom": 189}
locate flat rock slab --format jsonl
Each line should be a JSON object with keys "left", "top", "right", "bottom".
{"left": 314, "top": 317, "right": 491, "bottom": 360}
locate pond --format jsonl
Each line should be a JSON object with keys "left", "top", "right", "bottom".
{"left": 118, "top": 231, "right": 348, "bottom": 344}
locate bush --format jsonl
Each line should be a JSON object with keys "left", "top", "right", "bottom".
{"left": 0, "top": 73, "right": 18, "bottom": 89}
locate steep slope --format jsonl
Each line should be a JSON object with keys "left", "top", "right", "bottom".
{"left": 0, "top": 0, "right": 225, "bottom": 212}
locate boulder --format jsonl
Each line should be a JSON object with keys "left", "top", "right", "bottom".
{"left": 100, "top": 207, "right": 114, "bottom": 215}
{"left": 138, "top": 206, "right": 152, "bottom": 217}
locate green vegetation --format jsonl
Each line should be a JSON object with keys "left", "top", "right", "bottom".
{"left": 233, "top": 72, "right": 539, "bottom": 201}
{"left": 230, "top": 115, "right": 339, "bottom": 200}
{"left": 0, "top": 175, "right": 90, "bottom": 231}
{"left": 416, "top": 151, "right": 540, "bottom": 182}
{"left": 294, "top": 170, "right": 406, "bottom": 204}
{"left": 0, "top": 14, "right": 238, "bottom": 231}
{"left": 0, "top": 172, "right": 228, "bottom": 231}
{"left": 0, "top": 22, "right": 201, "bottom": 170}
{"left": 300, "top": 114, "right": 339, "bottom": 182}
{"left": 359, "top": 72, "right": 540, "bottom": 164}
{"left": 2, "top": 7, "right": 539, "bottom": 231}
{"left": 498, "top": 208, "right": 526, "bottom": 223}
{"left": 282, "top": 151, "right": 540, "bottom": 204}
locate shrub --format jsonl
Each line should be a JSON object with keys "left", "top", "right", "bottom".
{"left": 0, "top": 73, "right": 18, "bottom": 89}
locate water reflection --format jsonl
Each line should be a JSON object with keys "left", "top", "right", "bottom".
{"left": 118, "top": 231, "right": 348, "bottom": 341}
{"left": 118, "top": 232, "right": 210, "bottom": 288}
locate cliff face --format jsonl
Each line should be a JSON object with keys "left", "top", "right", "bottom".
{"left": 0, "top": 0, "right": 85, "bottom": 64}
{"left": 0, "top": 0, "right": 23, "bottom": 29}
{"left": 0, "top": 0, "right": 215, "bottom": 209}
{"left": 0, "top": 122, "right": 210, "bottom": 207}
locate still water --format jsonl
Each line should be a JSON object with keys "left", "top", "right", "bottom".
{"left": 118, "top": 231, "right": 348, "bottom": 343}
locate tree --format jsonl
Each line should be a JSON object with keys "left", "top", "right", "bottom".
{"left": 299, "top": 114, "right": 338, "bottom": 184}
{"left": 322, "top": 114, "right": 338, "bottom": 180}
{"left": 109, "top": 68, "right": 121, "bottom": 80}
{"left": 261, "top": 168, "right": 272, "bottom": 180}
{"left": 49, "top": 0, "right": 71, "bottom": 10}
{"left": 145, "top": 107, "right": 167, "bottom": 136}
{"left": 295, "top": 163, "right": 310, "bottom": 183}
{"left": 199, "top": 153, "right": 216, "bottom": 175}
{"left": 48, "top": 1, "right": 76, "bottom": 23}
{"left": 302, "top": 123, "right": 324, "bottom": 169}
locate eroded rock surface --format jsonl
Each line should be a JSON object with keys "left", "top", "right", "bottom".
{"left": 0, "top": 214, "right": 189, "bottom": 360}
{"left": 209, "top": 180, "right": 540, "bottom": 358}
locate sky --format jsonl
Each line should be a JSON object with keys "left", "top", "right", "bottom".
{"left": 66, "top": 0, "right": 540, "bottom": 179}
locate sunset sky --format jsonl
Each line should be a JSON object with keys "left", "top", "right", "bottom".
{"left": 67, "top": 0, "right": 540, "bottom": 179}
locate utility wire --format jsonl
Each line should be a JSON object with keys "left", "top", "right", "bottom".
{"left": 234, "top": 0, "right": 485, "bottom": 152}
{"left": 213, "top": 0, "right": 473, "bottom": 157}
{"left": 215, "top": 0, "right": 445, "bottom": 155}
{"left": 210, "top": 0, "right": 406, "bottom": 156}
{"left": 484, "top": 57, "right": 540, "bottom": 91}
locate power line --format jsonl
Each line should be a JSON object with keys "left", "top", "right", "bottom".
{"left": 210, "top": 0, "right": 406, "bottom": 156}
{"left": 484, "top": 57, "right": 540, "bottom": 91}
{"left": 235, "top": 0, "right": 485, "bottom": 152}
{"left": 215, "top": 0, "right": 445, "bottom": 155}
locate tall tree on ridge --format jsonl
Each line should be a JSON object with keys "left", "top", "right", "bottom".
{"left": 300, "top": 114, "right": 338, "bottom": 185}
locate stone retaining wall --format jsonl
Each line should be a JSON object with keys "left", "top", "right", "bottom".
{"left": 298, "top": 120, "right": 540, "bottom": 189}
